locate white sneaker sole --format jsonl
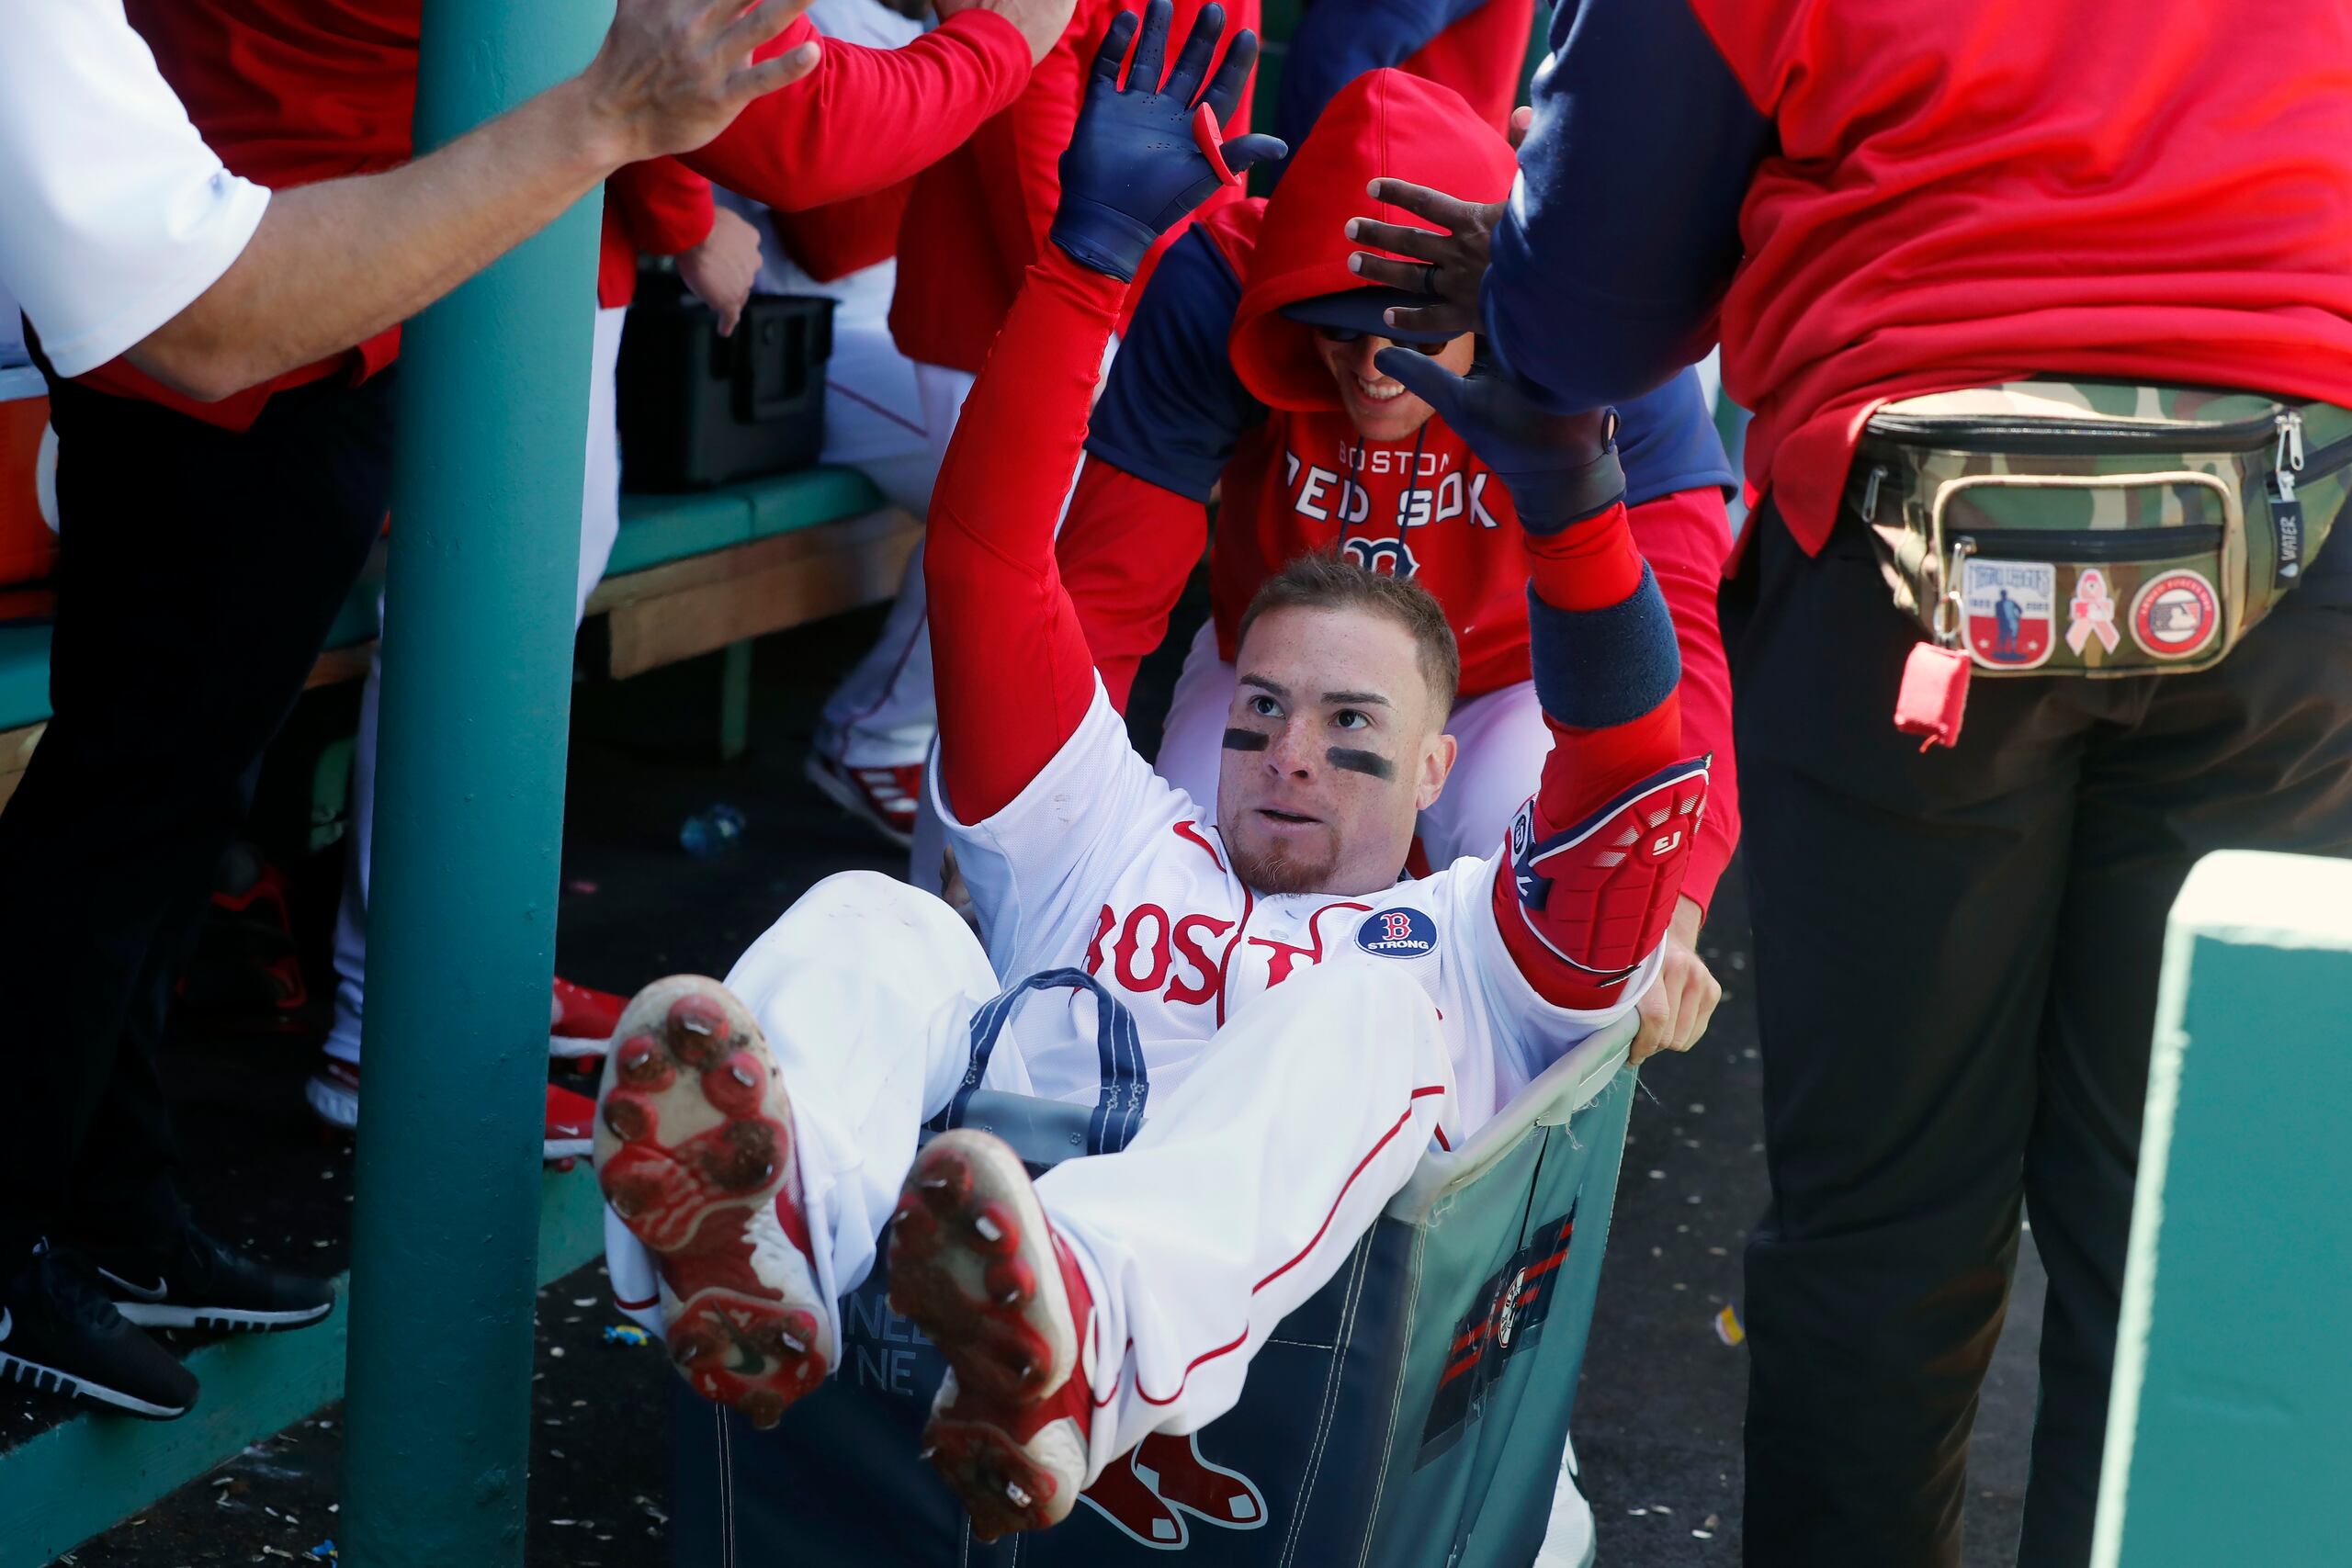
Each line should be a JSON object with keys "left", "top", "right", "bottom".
{"left": 310, "top": 1069, "right": 594, "bottom": 1163}
{"left": 115, "top": 1299, "right": 334, "bottom": 1332}
{"left": 0, "top": 1348, "right": 190, "bottom": 1419}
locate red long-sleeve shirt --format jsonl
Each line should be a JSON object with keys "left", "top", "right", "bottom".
{"left": 104, "top": 3, "right": 1034, "bottom": 428}
{"left": 600, "top": 158, "right": 717, "bottom": 310}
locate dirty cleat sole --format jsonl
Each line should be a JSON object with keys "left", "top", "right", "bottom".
{"left": 595, "top": 976, "right": 826, "bottom": 1428}
{"left": 889, "top": 1130, "right": 1087, "bottom": 1540}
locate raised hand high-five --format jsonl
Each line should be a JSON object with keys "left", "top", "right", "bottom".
{"left": 1371, "top": 347, "right": 1622, "bottom": 537}
{"left": 1049, "top": 0, "right": 1287, "bottom": 282}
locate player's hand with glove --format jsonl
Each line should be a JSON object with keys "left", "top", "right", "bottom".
{"left": 1050, "top": 0, "right": 1287, "bottom": 282}
{"left": 1377, "top": 347, "right": 1724, "bottom": 1065}
{"left": 1372, "top": 348, "right": 1622, "bottom": 537}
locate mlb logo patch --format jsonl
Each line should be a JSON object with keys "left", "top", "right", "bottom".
{"left": 2129, "top": 568, "right": 2220, "bottom": 660}
{"left": 1357, "top": 908, "right": 1436, "bottom": 958}
{"left": 1962, "top": 558, "right": 2055, "bottom": 670}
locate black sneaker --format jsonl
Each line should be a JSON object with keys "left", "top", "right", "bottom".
{"left": 81, "top": 1224, "right": 335, "bottom": 1334}
{"left": 0, "top": 1243, "right": 198, "bottom": 1419}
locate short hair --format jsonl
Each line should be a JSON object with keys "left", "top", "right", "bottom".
{"left": 1236, "top": 553, "right": 1461, "bottom": 713}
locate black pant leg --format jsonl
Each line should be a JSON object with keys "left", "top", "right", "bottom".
{"left": 2014, "top": 580, "right": 2352, "bottom": 1567}
{"left": 0, "top": 374, "right": 395, "bottom": 1255}
{"left": 1730, "top": 509, "right": 2089, "bottom": 1567}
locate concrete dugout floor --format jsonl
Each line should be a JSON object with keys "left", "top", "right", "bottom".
{"left": 47, "top": 600, "right": 2044, "bottom": 1567}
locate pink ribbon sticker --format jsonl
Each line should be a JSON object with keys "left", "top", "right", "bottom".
{"left": 2067, "top": 569, "right": 2120, "bottom": 656}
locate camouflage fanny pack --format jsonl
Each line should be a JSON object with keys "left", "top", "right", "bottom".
{"left": 1849, "top": 381, "right": 2352, "bottom": 676}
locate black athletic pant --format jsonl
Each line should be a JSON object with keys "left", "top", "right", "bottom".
{"left": 0, "top": 371, "right": 396, "bottom": 1259}
{"left": 1724, "top": 500, "right": 2352, "bottom": 1566}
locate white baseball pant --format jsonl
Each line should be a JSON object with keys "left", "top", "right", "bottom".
{"left": 325, "top": 303, "right": 628, "bottom": 1065}
{"left": 605, "top": 870, "right": 1458, "bottom": 1483}
{"left": 812, "top": 359, "right": 970, "bottom": 771}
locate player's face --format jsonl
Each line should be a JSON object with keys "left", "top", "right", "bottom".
{"left": 1311, "top": 326, "right": 1476, "bottom": 444}
{"left": 1216, "top": 606, "right": 1456, "bottom": 897}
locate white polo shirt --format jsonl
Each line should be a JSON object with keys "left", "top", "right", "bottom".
{"left": 0, "top": 2, "right": 270, "bottom": 378}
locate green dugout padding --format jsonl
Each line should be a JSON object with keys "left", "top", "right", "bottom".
{"left": 2093, "top": 852, "right": 2352, "bottom": 1568}
{"left": 0, "top": 1168, "right": 609, "bottom": 1568}
{"left": 0, "top": 466, "right": 888, "bottom": 733}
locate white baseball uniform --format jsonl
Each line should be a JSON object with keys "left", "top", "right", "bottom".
{"left": 608, "top": 682, "right": 1650, "bottom": 1484}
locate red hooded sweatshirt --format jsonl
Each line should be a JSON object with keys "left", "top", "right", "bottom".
{"left": 106, "top": 0, "right": 1032, "bottom": 429}
{"left": 888, "top": 0, "right": 1259, "bottom": 375}
{"left": 1059, "top": 72, "right": 1744, "bottom": 910}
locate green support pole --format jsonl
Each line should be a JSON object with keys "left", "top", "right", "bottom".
{"left": 2093, "top": 850, "right": 2352, "bottom": 1568}
{"left": 337, "top": 1, "right": 605, "bottom": 1561}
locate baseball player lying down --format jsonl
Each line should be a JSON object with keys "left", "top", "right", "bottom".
{"left": 596, "top": 0, "right": 1706, "bottom": 1542}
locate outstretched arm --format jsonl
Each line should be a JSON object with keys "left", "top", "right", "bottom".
{"left": 1377, "top": 351, "right": 1706, "bottom": 1018}
{"left": 681, "top": 8, "right": 1036, "bottom": 214}
{"left": 929, "top": 0, "right": 1284, "bottom": 823}
{"left": 1059, "top": 227, "right": 1260, "bottom": 708}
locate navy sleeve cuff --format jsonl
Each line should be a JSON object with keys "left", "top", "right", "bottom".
{"left": 1527, "top": 564, "right": 1681, "bottom": 730}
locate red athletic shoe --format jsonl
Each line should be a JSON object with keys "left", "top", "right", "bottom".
{"left": 803, "top": 752, "right": 922, "bottom": 850}
{"left": 889, "top": 1130, "right": 1096, "bottom": 1541}
{"left": 595, "top": 976, "right": 827, "bottom": 1429}
{"left": 543, "top": 1080, "right": 595, "bottom": 1160}
{"left": 550, "top": 976, "right": 626, "bottom": 1062}
{"left": 306, "top": 1060, "right": 600, "bottom": 1163}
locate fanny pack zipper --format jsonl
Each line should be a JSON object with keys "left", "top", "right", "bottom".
{"left": 2278, "top": 418, "right": 2352, "bottom": 502}
{"left": 1869, "top": 409, "right": 2284, "bottom": 455}
{"left": 1958, "top": 525, "right": 2224, "bottom": 563}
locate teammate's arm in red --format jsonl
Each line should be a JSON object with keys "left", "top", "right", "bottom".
{"left": 608, "top": 156, "right": 716, "bottom": 256}
{"left": 1626, "top": 487, "right": 1737, "bottom": 915}
{"left": 967, "top": 1, "right": 1245, "bottom": 288}
{"left": 1058, "top": 460, "right": 1209, "bottom": 709}
{"left": 681, "top": 12, "right": 1035, "bottom": 213}
{"left": 968, "top": 7, "right": 1095, "bottom": 280}
{"left": 1376, "top": 350, "right": 1707, "bottom": 1013}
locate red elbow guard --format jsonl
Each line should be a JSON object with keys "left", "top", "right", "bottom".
{"left": 1496, "top": 757, "right": 1712, "bottom": 1010}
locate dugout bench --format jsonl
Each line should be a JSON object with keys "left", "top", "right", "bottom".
{"left": 0, "top": 450, "right": 920, "bottom": 818}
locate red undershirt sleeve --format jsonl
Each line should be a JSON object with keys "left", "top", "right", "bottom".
{"left": 608, "top": 156, "right": 717, "bottom": 257}
{"left": 1627, "top": 486, "right": 1738, "bottom": 915}
{"left": 682, "top": 12, "right": 1035, "bottom": 214}
{"left": 929, "top": 248, "right": 1132, "bottom": 824}
{"left": 1059, "top": 461, "right": 1211, "bottom": 712}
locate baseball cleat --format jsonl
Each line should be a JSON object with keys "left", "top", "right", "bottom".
{"left": 307, "top": 1060, "right": 605, "bottom": 1163}
{"left": 889, "top": 1130, "right": 1095, "bottom": 1541}
{"left": 549, "top": 975, "right": 627, "bottom": 1062}
{"left": 595, "top": 976, "right": 826, "bottom": 1429}
{"left": 804, "top": 752, "right": 922, "bottom": 850}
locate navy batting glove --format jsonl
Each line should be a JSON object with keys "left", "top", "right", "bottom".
{"left": 1374, "top": 348, "right": 1623, "bottom": 536}
{"left": 1050, "top": 0, "right": 1288, "bottom": 282}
